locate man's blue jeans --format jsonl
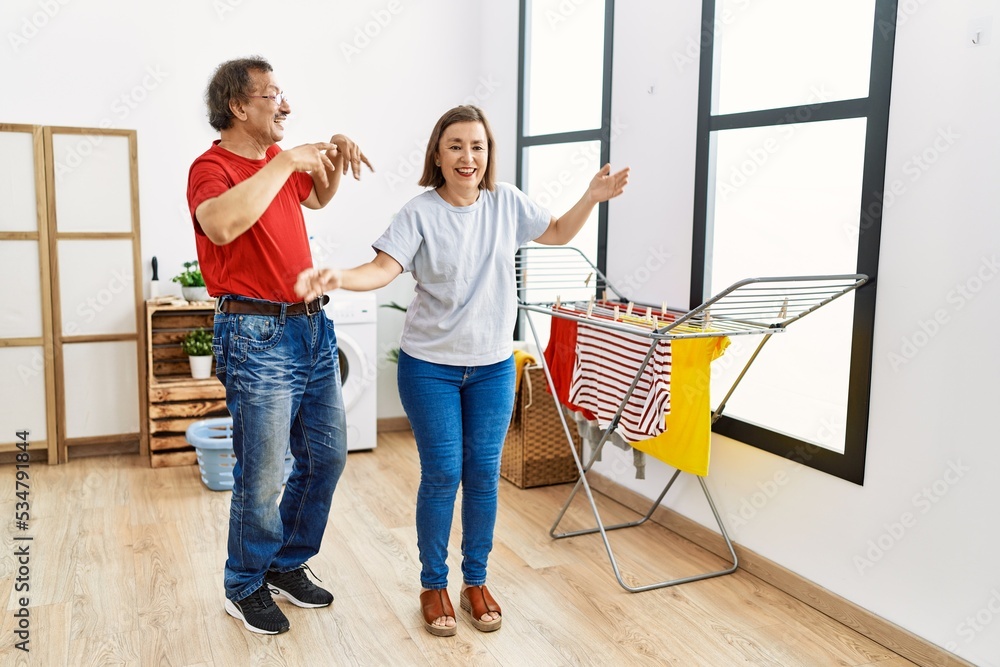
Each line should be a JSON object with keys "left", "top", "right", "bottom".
{"left": 397, "top": 350, "right": 516, "bottom": 590}
{"left": 213, "top": 296, "right": 348, "bottom": 603}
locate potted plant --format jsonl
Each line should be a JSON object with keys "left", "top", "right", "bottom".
{"left": 182, "top": 327, "right": 214, "bottom": 379}
{"left": 173, "top": 260, "right": 210, "bottom": 302}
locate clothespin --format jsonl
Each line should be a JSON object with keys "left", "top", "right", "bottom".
{"left": 779, "top": 297, "right": 789, "bottom": 319}
{"left": 703, "top": 311, "right": 712, "bottom": 329}
{"left": 661, "top": 301, "right": 668, "bottom": 316}
{"left": 602, "top": 289, "right": 607, "bottom": 302}
{"left": 626, "top": 301, "right": 634, "bottom": 316}
{"left": 652, "top": 315, "right": 659, "bottom": 329}
{"left": 584, "top": 272, "right": 593, "bottom": 286}
{"left": 613, "top": 304, "right": 620, "bottom": 321}
{"left": 555, "top": 295, "right": 561, "bottom": 310}
{"left": 586, "top": 296, "right": 595, "bottom": 318}
{"left": 645, "top": 306, "right": 653, "bottom": 321}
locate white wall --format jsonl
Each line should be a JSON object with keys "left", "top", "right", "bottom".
{"left": 1, "top": 0, "right": 497, "bottom": 420}
{"left": 601, "top": 2, "right": 1000, "bottom": 665}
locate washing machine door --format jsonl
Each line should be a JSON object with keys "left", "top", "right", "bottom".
{"left": 336, "top": 330, "right": 369, "bottom": 412}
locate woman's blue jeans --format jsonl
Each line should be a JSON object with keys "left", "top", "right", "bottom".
{"left": 397, "top": 350, "right": 516, "bottom": 590}
{"left": 213, "top": 296, "right": 348, "bottom": 602}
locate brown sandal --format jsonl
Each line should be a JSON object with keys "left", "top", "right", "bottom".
{"left": 459, "top": 584, "right": 502, "bottom": 632}
{"left": 419, "top": 588, "right": 457, "bottom": 637}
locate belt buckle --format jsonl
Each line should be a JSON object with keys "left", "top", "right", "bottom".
{"left": 304, "top": 297, "right": 322, "bottom": 316}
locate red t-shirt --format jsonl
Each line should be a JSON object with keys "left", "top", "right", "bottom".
{"left": 186, "top": 141, "right": 314, "bottom": 302}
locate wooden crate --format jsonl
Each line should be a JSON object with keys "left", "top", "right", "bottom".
{"left": 501, "top": 365, "right": 583, "bottom": 488}
{"left": 144, "top": 301, "right": 228, "bottom": 467}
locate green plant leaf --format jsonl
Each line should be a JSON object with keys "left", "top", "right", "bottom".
{"left": 172, "top": 260, "right": 206, "bottom": 287}
{"left": 379, "top": 301, "right": 408, "bottom": 313}
{"left": 181, "top": 327, "right": 213, "bottom": 356}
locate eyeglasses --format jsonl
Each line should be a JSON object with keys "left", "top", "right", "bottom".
{"left": 251, "top": 92, "right": 288, "bottom": 106}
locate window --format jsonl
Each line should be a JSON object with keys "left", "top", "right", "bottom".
{"left": 693, "top": 0, "right": 897, "bottom": 483}
{"left": 524, "top": 1, "right": 606, "bottom": 136}
{"left": 517, "top": 0, "right": 614, "bottom": 269}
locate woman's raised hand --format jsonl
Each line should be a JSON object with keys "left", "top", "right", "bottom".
{"left": 587, "top": 163, "right": 630, "bottom": 204}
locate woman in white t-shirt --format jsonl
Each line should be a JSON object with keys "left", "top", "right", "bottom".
{"left": 295, "top": 105, "right": 628, "bottom": 637}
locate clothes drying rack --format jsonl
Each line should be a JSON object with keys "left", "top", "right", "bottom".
{"left": 515, "top": 246, "right": 868, "bottom": 592}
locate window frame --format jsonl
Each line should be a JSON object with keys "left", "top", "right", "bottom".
{"left": 691, "top": 0, "right": 898, "bottom": 484}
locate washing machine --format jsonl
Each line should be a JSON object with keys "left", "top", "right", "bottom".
{"left": 324, "top": 292, "right": 378, "bottom": 452}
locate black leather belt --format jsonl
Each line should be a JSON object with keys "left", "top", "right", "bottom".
{"left": 216, "top": 295, "right": 329, "bottom": 317}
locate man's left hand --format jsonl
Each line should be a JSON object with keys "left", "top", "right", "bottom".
{"left": 330, "top": 134, "right": 374, "bottom": 180}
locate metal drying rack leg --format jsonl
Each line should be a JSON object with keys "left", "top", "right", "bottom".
{"left": 523, "top": 309, "right": 743, "bottom": 593}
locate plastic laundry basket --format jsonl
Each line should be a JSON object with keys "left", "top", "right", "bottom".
{"left": 186, "top": 417, "right": 293, "bottom": 491}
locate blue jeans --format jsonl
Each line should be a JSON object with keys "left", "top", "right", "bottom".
{"left": 213, "top": 296, "right": 348, "bottom": 602}
{"left": 397, "top": 350, "right": 516, "bottom": 590}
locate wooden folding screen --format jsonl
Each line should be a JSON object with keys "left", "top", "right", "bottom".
{"left": 42, "top": 127, "right": 146, "bottom": 462}
{"left": 0, "top": 124, "right": 58, "bottom": 464}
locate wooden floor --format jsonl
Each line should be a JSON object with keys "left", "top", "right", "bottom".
{"left": 0, "top": 431, "right": 917, "bottom": 666}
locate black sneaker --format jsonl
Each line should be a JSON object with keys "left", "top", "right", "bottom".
{"left": 265, "top": 565, "right": 334, "bottom": 608}
{"left": 225, "top": 585, "right": 290, "bottom": 635}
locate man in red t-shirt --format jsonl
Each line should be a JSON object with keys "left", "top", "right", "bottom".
{"left": 186, "top": 56, "right": 372, "bottom": 635}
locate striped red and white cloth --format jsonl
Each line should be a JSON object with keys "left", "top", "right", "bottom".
{"left": 569, "top": 320, "right": 672, "bottom": 443}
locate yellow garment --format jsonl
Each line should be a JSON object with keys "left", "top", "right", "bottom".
{"left": 513, "top": 348, "right": 537, "bottom": 390}
{"left": 630, "top": 336, "right": 730, "bottom": 477}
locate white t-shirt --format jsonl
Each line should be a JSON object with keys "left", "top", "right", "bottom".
{"left": 374, "top": 183, "right": 551, "bottom": 365}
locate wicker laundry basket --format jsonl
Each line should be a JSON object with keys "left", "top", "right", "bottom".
{"left": 501, "top": 365, "right": 583, "bottom": 488}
